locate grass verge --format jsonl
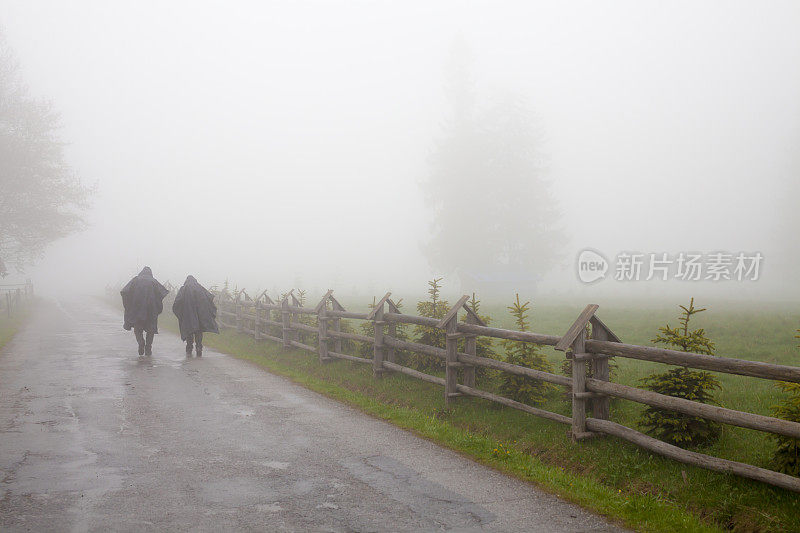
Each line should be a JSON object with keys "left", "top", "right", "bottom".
{"left": 0, "top": 309, "right": 29, "bottom": 351}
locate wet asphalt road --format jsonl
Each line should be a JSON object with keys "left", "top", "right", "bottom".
{"left": 0, "top": 298, "right": 625, "bottom": 532}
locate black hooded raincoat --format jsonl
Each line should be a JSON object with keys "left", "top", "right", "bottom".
{"left": 120, "top": 267, "right": 169, "bottom": 334}
{"left": 172, "top": 276, "right": 219, "bottom": 341}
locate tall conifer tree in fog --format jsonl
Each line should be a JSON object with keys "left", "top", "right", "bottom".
{"left": 0, "top": 32, "right": 91, "bottom": 274}
{"left": 422, "top": 38, "right": 562, "bottom": 291}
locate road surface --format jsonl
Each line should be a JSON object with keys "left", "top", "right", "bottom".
{"left": 0, "top": 298, "right": 625, "bottom": 532}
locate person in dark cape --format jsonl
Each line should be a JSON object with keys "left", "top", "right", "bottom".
{"left": 120, "top": 266, "right": 169, "bottom": 355}
{"left": 172, "top": 275, "right": 218, "bottom": 356}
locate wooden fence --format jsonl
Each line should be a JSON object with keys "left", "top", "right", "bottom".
{"left": 0, "top": 281, "right": 34, "bottom": 318}
{"left": 214, "top": 288, "right": 800, "bottom": 493}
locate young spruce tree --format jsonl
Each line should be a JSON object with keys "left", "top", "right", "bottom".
{"left": 358, "top": 296, "right": 378, "bottom": 359}
{"left": 499, "top": 294, "right": 553, "bottom": 405}
{"left": 411, "top": 278, "right": 449, "bottom": 371}
{"left": 639, "top": 298, "right": 721, "bottom": 448}
{"left": 771, "top": 328, "right": 800, "bottom": 476}
{"left": 295, "top": 288, "right": 316, "bottom": 344}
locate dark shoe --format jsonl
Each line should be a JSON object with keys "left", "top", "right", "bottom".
{"left": 138, "top": 343, "right": 145, "bottom": 356}
{"left": 145, "top": 345, "right": 152, "bottom": 356}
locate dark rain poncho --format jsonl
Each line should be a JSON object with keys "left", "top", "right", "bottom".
{"left": 120, "top": 267, "right": 169, "bottom": 334}
{"left": 172, "top": 275, "right": 219, "bottom": 341}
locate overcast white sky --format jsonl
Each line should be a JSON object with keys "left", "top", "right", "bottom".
{"left": 2, "top": 1, "right": 799, "bottom": 302}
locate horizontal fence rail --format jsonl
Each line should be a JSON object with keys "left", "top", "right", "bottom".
{"left": 585, "top": 339, "right": 800, "bottom": 383}
{"left": 210, "top": 289, "right": 800, "bottom": 493}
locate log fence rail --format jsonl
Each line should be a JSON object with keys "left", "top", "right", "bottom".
{"left": 211, "top": 288, "right": 800, "bottom": 493}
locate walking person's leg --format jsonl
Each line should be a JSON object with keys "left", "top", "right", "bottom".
{"left": 145, "top": 331, "right": 154, "bottom": 356}
{"left": 196, "top": 332, "right": 203, "bottom": 356}
{"left": 134, "top": 327, "right": 145, "bottom": 355}
{"left": 186, "top": 333, "right": 194, "bottom": 355}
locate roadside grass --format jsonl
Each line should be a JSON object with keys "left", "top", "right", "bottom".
{"left": 157, "top": 302, "right": 800, "bottom": 532}
{"left": 0, "top": 309, "right": 29, "bottom": 351}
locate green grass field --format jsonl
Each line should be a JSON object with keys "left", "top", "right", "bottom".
{"left": 0, "top": 308, "right": 28, "bottom": 351}
{"left": 158, "top": 298, "right": 800, "bottom": 532}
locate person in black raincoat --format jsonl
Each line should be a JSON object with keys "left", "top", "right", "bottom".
{"left": 172, "top": 275, "right": 218, "bottom": 356}
{"left": 120, "top": 266, "right": 169, "bottom": 355}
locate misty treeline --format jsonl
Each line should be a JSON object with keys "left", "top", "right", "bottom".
{"left": 0, "top": 32, "right": 91, "bottom": 276}
{"left": 0, "top": 29, "right": 567, "bottom": 291}
{"left": 421, "top": 39, "right": 562, "bottom": 287}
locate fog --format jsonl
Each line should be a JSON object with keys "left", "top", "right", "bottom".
{"left": 3, "top": 1, "right": 799, "bottom": 304}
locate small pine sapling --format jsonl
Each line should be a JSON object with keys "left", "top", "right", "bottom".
{"left": 295, "top": 289, "right": 316, "bottom": 344}
{"left": 771, "top": 328, "right": 800, "bottom": 476}
{"left": 639, "top": 298, "right": 722, "bottom": 448}
{"left": 386, "top": 298, "right": 412, "bottom": 364}
{"left": 651, "top": 297, "right": 716, "bottom": 354}
{"left": 499, "top": 294, "right": 554, "bottom": 405}
{"left": 411, "top": 278, "right": 449, "bottom": 371}
{"left": 358, "top": 296, "right": 378, "bottom": 359}
{"left": 772, "top": 381, "right": 800, "bottom": 476}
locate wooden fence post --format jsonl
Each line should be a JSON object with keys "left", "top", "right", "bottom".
{"left": 459, "top": 298, "right": 485, "bottom": 388}
{"left": 571, "top": 327, "right": 588, "bottom": 438}
{"left": 253, "top": 300, "right": 261, "bottom": 340}
{"left": 367, "top": 292, "right": 391, "bottom": 379}
{"left": 444, "top": 316, "right": 460, "bottom": 406}
{"left": 316, "top": 290, "right": 333, "bottom": 363}
{"left": 290, "top": 291, "right": 301, "bottom": 344}
{"left": 328, "top": 295, "right": 345, "bottom": 354}
{"left": 438, "top": 295, "right": 470, "bottom": 407}
{"left": 318, "top": 304, "right": 328, "bottom": 362}
{"left": 462, "top": 313, "right": 480, "bottom": 388}
{"left": 555, "top": 304, "right": 600, "bottom": 441}
{"left": 589, "top": 315, "right": 621, "bottom": 421}
{"left": 386, "top": 299, "right": 400, "bottom": 365}
{"left": 373, "top": 304, "right": 385, "bottom": 378}
{"left": 281, "top": 297, "right": 291, "bottom": 349}
{"left": 235, "top": 296, "right": 243, "bottom": 332}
